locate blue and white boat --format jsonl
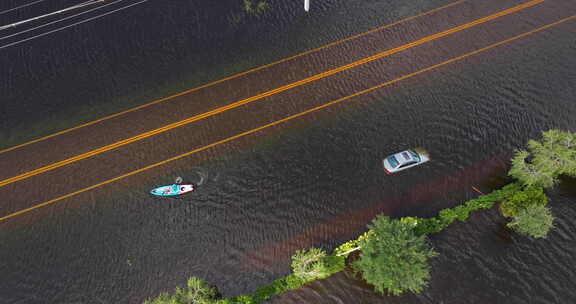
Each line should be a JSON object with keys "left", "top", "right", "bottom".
{"left": 150, "top": 184, "right": 195, "bottom": 197}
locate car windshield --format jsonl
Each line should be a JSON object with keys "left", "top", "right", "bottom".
{"left": 409, "top": 151, "right": 421, "bottom": 162}
{"left": 387, "top": 155, "right": 400, "bottom": 168}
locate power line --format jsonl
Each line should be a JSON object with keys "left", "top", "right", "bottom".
{"left": 0, "top": 0, "right": 106, "bottom": 31}
{"left": 0, "top": 0, "right": 50, "bottom": 16}
{"left": 0, "top": 0, "right": 147, "bottom": 50}
{"left": 0, "top": 0, "right": 124, "bottom": 41}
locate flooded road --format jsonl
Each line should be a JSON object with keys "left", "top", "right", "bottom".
{"left": 272, "top": 187, "right": 576, "bottom": 304}
{"left": 0, "top": 0, "right": 575, "bottom": 303}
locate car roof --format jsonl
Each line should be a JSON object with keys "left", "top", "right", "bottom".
{"left": 393, "top": 150, "right": 416, "bottom": 165}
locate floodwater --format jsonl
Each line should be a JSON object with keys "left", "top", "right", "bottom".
{"left": 0, "top": 0, "right": 575, "bottom": 303}
{"left": 273, "top": 185, "right": 576, "bottom": 304}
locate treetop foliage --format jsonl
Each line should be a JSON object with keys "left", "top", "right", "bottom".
{"left": 290, "top": 248, "right": 331, "bottom": 282}
{"left": 509, "top": 130, "right": 576, "bottom": 188}
{"left": 243, "top": 0, "right": 269, "bottom": 17}
{"left": 499, "top": 185, "right": 548, "bottom": 218}
{"left": 507, "top": 204, "right": 554, "bottom": 239}
{"left": 144, "top": 277, "right": 218, "bottom": 304}
{"left": 353, "top": 215, "right": 438, "bottom": 296}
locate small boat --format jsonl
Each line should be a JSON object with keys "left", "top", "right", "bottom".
{"left": 150, "top": 184, "right": 195, "bottom": 197}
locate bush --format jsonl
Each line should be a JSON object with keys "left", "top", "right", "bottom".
{"left": 284, "top": 274, "right": 305, "bottom": 290}
{"left": 272, "top": 278, "right": 287, "bottom": 293}
{"left": 229, "top": 295, "right": 254, "bottom": 304}
{"left": 144, "top": 277, "right": 218, "bottom": 304}
{"left": 412, "top": 188, "right": 504, "bottom": 236}
{"left": 243, "top": 0, "right": 269, "bottom": 16}
{"left": 353, "top": 215, "right": 438, "bottom": 296}
{"left": 333, "top": 239, "right": 360, "bottom": 257}
{"left": 438, "top": 205, "right": 470, "bottom": 224}
{"left": 499, "top": 185, "right": 547, "bottom": 218}
{"left": 400, "top": 216, "right": 419, "bottom": 227}
{"left": 323, "top": 255, "right": 346, "bottom": 274}
{"left": 507, "top": 204, "right": 554, "bottom": 239}
{"left": 178, "top": 277, "right": 218, "bottom": 304}
{"left": 413, "top": 217, "right": 444, "bottom": 236}
{"left": 143, "top": 293, "right": 174, "bottom": 304}
{"left": 291, "top": 248, "right": 330, "bottom": 282}
{"left": 252, "top": 284, "right": 276, "bottom": 303}
{"left": 464, "top": 197, "right": 495, "bottom": 210}
{"left": 333, "top": 230, "right": 372, "bottom": 257}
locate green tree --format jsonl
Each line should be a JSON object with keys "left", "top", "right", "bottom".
{"left": 507, "top": 204, "right": 554, "bottom": 239}
{"left": 509, "top": 150, "right": 558, "bottom": 188}
{"left": 144, "top": 293, "right": 179, "bottom": 304}
{"left": 231, "top": 295, "right": 254, "bottom": 304}
{"left": 144, "top": 277, "right": 217, "bottom": 304}
{"left": 290, "top": 248, "right": 330, "bottom": 282}
{"left": 243, "top": 0, "right": 269, "bottom": 16}
{"left": 176, "top": 277, "right": 217, "bottom": 304}
{"left": 284, "top": 274, "right": 305, "bottom": 290}
{"left": 353, "top": 215, "right": 438, "bottom": 296}
{"left": 499, "top": 185, "right": 548, "bottom": 218}
{"left": 509, "top": 130, "right": 576, "bottom": 188}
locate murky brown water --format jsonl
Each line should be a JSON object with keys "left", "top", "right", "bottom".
{"left": 0, "top": 0, "right": 575, "bottom": 303}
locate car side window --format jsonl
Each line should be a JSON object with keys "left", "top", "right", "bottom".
{"left": 409, "top": 151, "right": 421, "bottom": 162}
{"left": 399, "top": 161, "right": 417, "bottom": 168}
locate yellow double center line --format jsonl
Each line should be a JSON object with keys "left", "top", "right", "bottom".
{"left": 0, "top": 0, "right": 544, "bottom": 189}
{"left": 1, "top": 14, "right": 574, "bottom": 223}
{"left": 0, "top": 0, "right": 468, "bottom": 155}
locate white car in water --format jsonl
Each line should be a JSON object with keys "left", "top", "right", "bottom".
{"left": 383, "top": 149, "right": 429, "bottom": 174}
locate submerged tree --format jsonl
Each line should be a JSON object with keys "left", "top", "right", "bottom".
{"left": 353, "top": 215, "right": 438, "bottom": 296}
{"left": 509, "top": 150, "right": 557, "bottom": 188}
{"left": 499, "top": 185, "right": 548, "bottom": 218}
{"left": 144, "top": 293, "right": 179, "bottom": 304}
{"left": 144, "top": 277, "right": 218, "bottom": 304}
{"left": 507, "top": 204, "right": 554, "bottom": 239}
{"left": 178, "top": 277, "right": 218, "bottom": 304}
{"left": 509, "top": 130, "right": 576, "bottom": 188}
{"left": 291, "top": 248, "right": 330, "bottom": 282}
{"left": 243, "top": 0, "right": 269, "bottom": 17}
